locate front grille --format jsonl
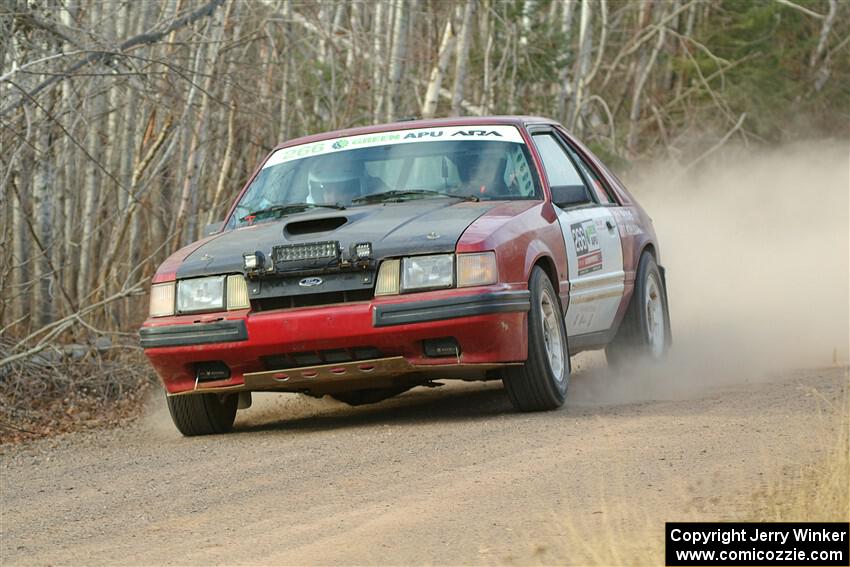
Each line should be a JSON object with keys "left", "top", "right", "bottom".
{"left": 251, "top": 289, "right": 373, "bottom": 312}
{"left": 261, "top": 346, "right": 384, "bottom": 370}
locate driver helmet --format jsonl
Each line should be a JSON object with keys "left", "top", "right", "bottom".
{"left": 307, "top": 158, "right": 363, "bottom": 205}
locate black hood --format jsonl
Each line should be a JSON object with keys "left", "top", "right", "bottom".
{"left": 176, "top": 199, "right": 499, "bottom": 279}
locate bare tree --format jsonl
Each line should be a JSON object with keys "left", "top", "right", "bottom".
{"left": 451, "top": 0, "right": 476, "bottom": 116}
{"left": 0, "top": 0, "right": 845, "bottom": 355}
{"left": 386, "top": 0, "right": 410, "bottom": 121}
{"left": 422, "top": 17, "right": 456, "bottom": 118}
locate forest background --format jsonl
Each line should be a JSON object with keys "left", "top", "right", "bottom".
{"left": 0, "top": 0, "right": 847, "bottom": 433}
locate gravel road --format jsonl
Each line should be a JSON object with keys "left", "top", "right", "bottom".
{"left": 1, "top": 363, "right": 846, "bottom": 565}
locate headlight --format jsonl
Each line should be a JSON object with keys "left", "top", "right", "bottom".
{"left": 226, "top": 275, "right": 250, "bottom": 310}
{"left": 375, "top": 259, "right": 400, "bottom": 295}
{"left": 375, "top": 252, "right": 498, "bottom": 296}
{"left": 402, "top": 254, "right": 454, "bottom": 291}
{"left": 177, "top": 276, "right": 225, "bottom": 313}
{"left": 457, "top": 252, "right": 498, "bottom": 287}
{"left": 149, "top": 282, "right": 175, "bottom": 317}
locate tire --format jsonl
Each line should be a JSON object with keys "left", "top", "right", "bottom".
{"left": 166, "top": 392, "right": 238, "bottom": 436}
{"left": 606, "top": 252, "right": 670, "bottom": 368}
{"left": 502, "top": 267, "right": 570, "bottom": 411}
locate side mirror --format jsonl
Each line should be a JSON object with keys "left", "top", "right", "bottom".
{"left": 204, "top": 221, "right": 224, "bottom": 236}
{"left": 551, "top": 185, "right": 592, "bottom": 208}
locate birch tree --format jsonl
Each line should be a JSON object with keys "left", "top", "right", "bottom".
{"left": 385, "top": 0, "right": 409, "bottom": 121}
{"left": 422, "top": 17, "right": 456, "bottom": 118}
{"left": 0, "top": 0, "right": 846, "bottom": 348}
{"left": 451, "top": 0, "right": 476, "bottom": 116}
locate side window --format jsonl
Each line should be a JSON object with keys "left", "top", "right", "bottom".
{"left": 532, "top": 133, "right": 587, "bottom": 189}
{"left": 567, "top": 148, "right": 618, "bottom": 205}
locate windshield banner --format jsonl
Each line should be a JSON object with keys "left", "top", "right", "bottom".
{"left": 263, "top": 125, "right": 525, "bottom": 169}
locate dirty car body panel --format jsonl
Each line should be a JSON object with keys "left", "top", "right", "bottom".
{"left": 141, "top": 116, "right": 664, "bottom": 410}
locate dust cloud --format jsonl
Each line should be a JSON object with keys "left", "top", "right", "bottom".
{"left": 570, "top": 139, "right": 850, "bottom": 405}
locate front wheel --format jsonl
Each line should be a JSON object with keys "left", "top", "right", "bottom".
{"left": 166, "top": 392, "right": 238, "bottom": 436}
{"left": 502, "top": 267, "right": 570, "bottom": 411}
{"left": 606, "top": 252, "right": 670, "bottom": 367}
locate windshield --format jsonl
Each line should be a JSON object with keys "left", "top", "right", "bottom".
{"left": 226, "top": 125, "right": 540, "bottom": 228}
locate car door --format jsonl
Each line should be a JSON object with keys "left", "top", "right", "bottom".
{"left": 531, "top": 130, "right": 625, "bottom": 337}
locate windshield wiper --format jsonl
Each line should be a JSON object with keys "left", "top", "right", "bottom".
{"left": 351, "top": 189, "right": 479, "bottom": 204}
{"left": 240, "top": 202, "right": 345, "bottom": 222}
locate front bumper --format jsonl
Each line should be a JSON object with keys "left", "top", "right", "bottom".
{"left": 141, "top": 286, "right": 530, "bottom": 395}
{"left": 139, "top": 320, "right": 248, "bottom": 348}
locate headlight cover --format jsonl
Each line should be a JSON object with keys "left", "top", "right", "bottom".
{"left": 375, "top": 259, "right": 401, "bottom": 295}
{"left": 401, "top": 254, "right": 454, "bottom": 291}
{"left": 177, "top": 276, "right": 225, "bottom": 313}
{"left": 226, "top": 275, "right": 250, "bottom": 310}
{"left": 149, "top": 282, "right": 176, "bottom": 317}
{"left": 457, "top": 252, "right": 498, "bottom": 287}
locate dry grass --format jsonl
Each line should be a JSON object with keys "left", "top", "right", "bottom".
{"left": 517, "top": 374, "right": 849, "bottom": 566}
{"left": 749, "top": 392, "right": 850, "bottom": 523}
{"left": 0, "top": 342, "right": 155, "bottom": 444}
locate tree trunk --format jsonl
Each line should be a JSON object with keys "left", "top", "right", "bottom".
{"left": 811, "top": 0, "right": 837, "bottom": 92}
{"left": 76, "top": 0, "right": 105, "bottom": 305}
{"left": 208, "top": 103, "right": 236, "bottom": 224}
{"left": 11, "top": 170, "right": 31, "bottom": 325}
{"left": 60, "top": 5, "right": 78, "bottom": 302}
{"left": 556, "top": 0, "right": 577, "bottom": 121}
{"left": 170, "top": 13, "right": 218, "bottom": 249}
{"left": 626, "top": 3, "right": 668, "bottom": 156}
{"left": 372, "top": 0, "right": 386, "bottom": 122}
{"left": 32, "top": 104, "right": 55, "bottom": 327}
{"left": 520, "top": 0, "right": 536, "bottom": 47}
{"left": 421, "top": 17, "right": 455, "bottom": 118}
{"left": 386, "top": 0, "right": 409, "bottom": 121}
{"left": 451, "top": 0, "right": 476, "bottom": 116}
{"left": 568, "top": 0, "right": 593, "bottom": 131}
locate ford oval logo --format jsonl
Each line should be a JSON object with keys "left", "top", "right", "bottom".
{"left": 299, "top": 277, "right": 323, "bottom": 287}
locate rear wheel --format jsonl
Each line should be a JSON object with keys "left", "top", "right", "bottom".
{"left": 502, "top": 267, "right": 569, "bottom": 411}
{"left": 166, "top": 392, "right": 238, "bottom": 436}
{"left": 606, "top": 252, "right": 670, "bottom": 367}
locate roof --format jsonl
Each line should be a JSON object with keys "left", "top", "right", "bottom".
{"left": 273, "top": 115, "right": 560, "bottom": 150}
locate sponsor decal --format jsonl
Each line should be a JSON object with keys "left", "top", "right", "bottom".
{"left": 451, "top": 129, "right": 503, "bottom": 137}
{"left": 263, "top": 125, "right": 525, "bottom": 169}
{"left": 612, "top": 208, "right": 636, "bottom": 221}
{"left": 570, "top": 220, "right": 603, "bottom": 275}
{"left": 623, "top": 223, "right": 642, "bottom": 235}
{"left": 611, "top": 207, "right": 643, "bottom": 236}
{"left": 404, "top": 131, "right": 443, "bottom": 139}
{"left": 578, "top": 250, "right": 602, "bottom": 271}
{"left": 570, "top": 304, "right": 597, "bottom": 331}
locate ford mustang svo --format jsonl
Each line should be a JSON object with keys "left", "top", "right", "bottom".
{"left": 140, "top": 116, "right": 671, "bottom": 436}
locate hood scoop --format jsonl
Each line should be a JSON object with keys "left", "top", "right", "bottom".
{"left": 285, "top": 216, "right": 348, "bottom": 237}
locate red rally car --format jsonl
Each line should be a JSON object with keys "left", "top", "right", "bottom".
{"left": 141, "top": 116, "right": 671, "bottom": 436}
